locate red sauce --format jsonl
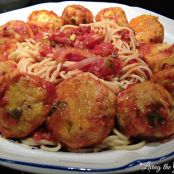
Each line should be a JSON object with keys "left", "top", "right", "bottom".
{"left": 82, "top": 58, "right": 122, "bottom": 79}
{"left": 50, "top": 31, "right": 74, "bottom": 46}
{"left": 66, "top": 53, "right": 85, "bottom": 62}
{"left": 121, "top": 30, "right": 130, "bottom": 43}
{"left": 39, "top": 44, "right": 52, "bottom": 57}
{"left": 44, "top": 81, "right": 57, "bottom": 104}
{"left": 0, "top": 98, "right": 8, "bottom": 106}
{"left": 163, "top": 44, "right": 174, "bottom": 55}
{"left": 50, "top": 26, "right": 125, "bottom": 79}
{"left": 126, "top": 59, "right": 138, "bottom": 65}
{"left": 14, "top": 24, "right": 28, "bottom": 35}
{"left": 91, "top": 42, "right": 118, "bottom": 57}
{"left": 4, "top": 112, "right": 18, "bottom": 127}
{"left": 49, "top": 26, "right": 103, "bottom": 49}
{"left": 33, "top": 129, "right": 55, "bottom": 142}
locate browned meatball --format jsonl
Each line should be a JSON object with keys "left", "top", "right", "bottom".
{"left": 139, "top": 43, "right": 174, "bottom": 72}
{"left": 0, "top": 38, "right": 17, "bottom": 60}
{"left": 0, "top": 20, "right": 34, "bottom": 42}
{"left": 151, "top": 68, "right": 174, "bottom": 97}
{"left": 61, "top": 5, "right": 93, "bottom": 25}
{"left": 0, "top": 73, "right": 56, "bottom": 138}
{"left": 117, "top": 81, "right": 174, "bottom": 139}
{"left": 47, "top": 73, "right": 116, "bottom": 149}
{"left": 95, "top": 7, "right": 128, "bottom": 26}
{"left": 0, "top": 60, "right": 19, "bottom": 84}
{"left": 27, "top": 10, "right": 63, "bottom": 34}
{"left": 129, "top": 15, "right": 164, "bottom": 43}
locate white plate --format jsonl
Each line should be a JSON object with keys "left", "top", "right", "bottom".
{"left": 0, "top": 1, "right": 174, "bottom": 174}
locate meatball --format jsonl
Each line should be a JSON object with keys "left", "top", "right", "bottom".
{"left": 129, "top": 15, "right": 164, "bottom": 43}
{"left": 139, "top": 43, "right": 174, "bottom": 72}
{"left": 0, "top": 38, "right": 17, "bottom": 60}
{"left": 151, "top": 68, "right": 174, "bottom": 97}
{"left": 61, "top": 5, "right": 93, "bottom": 25}
{"left": 95, "top": 7, "right": 128, "bottom": 26}
{"left": 0, "top": 20, "right": 34, "bottom": 42}
{"left": 0, "top": 60, "right": 19, "bottom": 84}
{"left": 27, "top": 10, "right": 63, "bottom": 34}
{"left": 117, "top": 81, "right": 174, "bottom": 139}
{"left": 0, "top": 74, "right": 56, "bottom": 138}
{"left": 47, "top": 73, "right": 116, "bottom": 149}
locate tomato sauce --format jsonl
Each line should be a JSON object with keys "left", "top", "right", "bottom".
{"left": 33, "top": 128, "right": 55, "bottom": 142}
{"left": 49, "top": 26, "right": 124, "bottom": 79}
{"left": 49, "top": 26, "right": 103, "bottom": 49}
{"left": 82, "top": 58, "right": 122, "bottom": 79}
{"left": 66, "top": 53, "right": 85, "bottom": 62}
{"left": 91, "top": 42, "right": 118, "bottom": 57}
{"left": 39, "top": 44, "right": 52, "bottom": 57}
{"left": 120, "top": 30, "right": 130, "bottom": 43}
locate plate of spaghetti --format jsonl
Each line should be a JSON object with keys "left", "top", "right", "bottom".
{"left": 0, "top": 1, "right": 174, "bottom": 174}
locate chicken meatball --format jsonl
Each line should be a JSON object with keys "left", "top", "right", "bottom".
{"left": 117, "top": 81, "right": 174, "bottom": 139}
{"left": 151, "top": 68, "right": 174, "bottom": 97}
{"left": 0, "top": 38, "right": 17, "bottom": 60}
{"left": 129, "top": 15, "right": 164, "bottom": 43}
{"left": 47, "top": 73, "right": 116, "bottom": 149}
{"left": 95, "top": 7, "right": 128, "bottom": 27}
{"left": 0, "top": 20, "right": 34, "bottom": 42}
{"left": 28, "top": 10, "right": 63, "bottom": 34}
{"left": 61, "top": 5, "right": 93, "bottom": 25}
{"left": 0, "top": 74, "right": 56, "bottom": 138}
{"left": 0, "top": 60, "right": 19, "bottom": 84}
{"left": 139, "top": 43, "right": 174, "bottom": 72}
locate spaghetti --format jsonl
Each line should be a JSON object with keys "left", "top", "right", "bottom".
{"left": 20, "top": 128, "right": 145, "bottom": 152}
{"left": 9, "top": 19, "right": 152, "bottom": 91}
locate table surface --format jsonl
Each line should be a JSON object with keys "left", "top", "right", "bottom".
{"left": 0, "top": 0, "right": 174, "bottom": 174}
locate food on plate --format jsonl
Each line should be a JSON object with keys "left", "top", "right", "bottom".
{"left": 47, "top": 73, "right": 116, "bottom": 149}
{"left": 11, "top": 16, "right": 151, "bottom": 91}
{"left": 95, "top": 7, "right": 128, "bottom": 26}
{"left": 0, "top": 38, "right": 17, "bottom": 60}
{"left": 151, "top": 67, "right": 174, "bottom": 97}
{"left": 129, "top": 15, "right": 164, "bottom": 43}
{"left": 117, "top": 81, "right": 174, "bottom": 138}
{"left": 139, "top": 43, "right": 174, "bottom": 72}
{"left": 27, "top": 10, "right": 63, "bottom": 34}
{"left": 0, "top": 73, "right": 56, "bottom": 138}
{"left": 153, "top": 55, "right": 174, "bottom": 73}
{"left": 0, "top": 3, "right": 173, "bottom": 152}
{"left": 0, "top": 20, "right": 34, "bottom": 42}
{"left": 0, "top": 60, "right": 19, "bottom": 83}
{"left": 61, "top": 4, "right": 93, "bottom": 25}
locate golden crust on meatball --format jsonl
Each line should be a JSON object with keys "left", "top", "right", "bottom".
{"left": 0, "top": 20, "right": 34, "bottom": 42}
{"left": 117, "top": 81, "right": 174, "bottom": 139}
{"left": 0, "top": 74, "right": 56, "bottom": 138}
{"left": 139, "top": 43, "right": 174, "bottom": 72}
{"left": 28, "top": 10, "right": 63, "bottom": 34}
{"left": 61, "top": 4, "right": 94, "bottom": 25}
{"left": 0, "top": 38, "right": 17, "bottom": 60}
{"left": 47, "top": 73, "right": 116, "bottom": 149}
{"left": 129, "top": 15, "right": 164, "bottom": 43}
{"left": 0, "top": 60, "right": 19, "bottom": 84}
{"left": 151, "top": 67, "right": 174, "bottom": 97}
{"left": 95, "top": 7, "right": 128, "bottom": 26}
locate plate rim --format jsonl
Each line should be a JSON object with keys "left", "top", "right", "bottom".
{"left": 0, "top": 151, "right": 174, "bottom": 172}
